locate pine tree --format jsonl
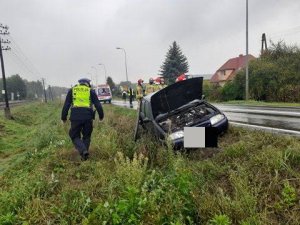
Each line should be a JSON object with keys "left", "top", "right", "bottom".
{"left": 160, "top": 41, "right": 189, "bottom": 84}
{"left": 106, "top": 76, "right": 116, "bottom": 90}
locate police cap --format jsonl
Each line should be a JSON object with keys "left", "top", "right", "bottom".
{"left": 78, "top": 78, "right": 91, "bottom": 85}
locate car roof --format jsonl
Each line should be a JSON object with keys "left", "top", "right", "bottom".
{"left": 143, "top": 92, "right": 157, "bottom": 102}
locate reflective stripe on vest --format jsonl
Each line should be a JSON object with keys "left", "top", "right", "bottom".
{"left": 72, "top": 85, "right": 91, "bottom": 108}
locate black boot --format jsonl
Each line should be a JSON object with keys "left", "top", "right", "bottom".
{"left": 82, "top": 151, "right": 89, "bottom": 161}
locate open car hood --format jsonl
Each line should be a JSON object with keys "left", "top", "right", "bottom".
{"left": 150, "top": 77, "right": 203, "bottom": 119}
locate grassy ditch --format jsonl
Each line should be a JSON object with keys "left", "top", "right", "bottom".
{"left": 0, "top": 102, "right": 300, "bottom": 224}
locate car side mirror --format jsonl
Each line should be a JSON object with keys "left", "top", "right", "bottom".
{"left": 202, "top": 94, "right": 206, "bottom": 100}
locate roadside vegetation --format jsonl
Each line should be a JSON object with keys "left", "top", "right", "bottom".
{"left": 0, "top": 75, "right": 68, "bottom": 101}
{"left": 0, "top": 103, "right": 300, "bottom": 224}
{"left": 204, "top": 40, "right": 300, "bottom": 103}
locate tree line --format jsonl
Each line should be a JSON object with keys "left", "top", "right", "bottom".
{"left": 0, "top": 75, "right": 68, "bottom": 101}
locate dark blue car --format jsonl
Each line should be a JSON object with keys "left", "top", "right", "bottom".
{"left": 135, "top": 77, "right": 228, "bottom": 149}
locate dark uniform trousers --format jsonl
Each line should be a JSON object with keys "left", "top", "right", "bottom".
{"left": 69, "top": 120, "right": 93, "bottom": 156}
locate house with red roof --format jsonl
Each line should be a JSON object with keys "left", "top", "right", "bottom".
{"left": 210, "top": 54, "right": 256, "bottom": 86}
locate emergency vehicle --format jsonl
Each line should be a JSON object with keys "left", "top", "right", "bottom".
{"left": 95, "top": 84, "right": 112, "bottom": 103}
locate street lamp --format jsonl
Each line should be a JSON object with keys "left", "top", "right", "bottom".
{"left": 98, "top": 63, "right": 107, "bottom": 83}
{"left": 116, "top": 47, "right": 128, "bottom": 82}
{"left": 91, "top": 66, "right": 98, "bottom": 86}
{"left": 245, "top": 0, "right": 249, "bottom": 100}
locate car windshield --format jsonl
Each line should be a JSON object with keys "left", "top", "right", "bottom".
{"left": 97, "top": 88, "right": 111, "bottom": 96}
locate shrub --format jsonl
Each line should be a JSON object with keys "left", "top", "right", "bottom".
{"left": 209, "top": 214, "right": 231, "bottom": 225}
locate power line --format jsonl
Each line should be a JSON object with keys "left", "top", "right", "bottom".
{"left": 8, "top": 34, "right": 42, "bottom": 77}
{"left": 7, "top": 37, "right": 41, "bottom": 79}
{"left": 268, "top": 25, "right": 300, "bottom": 39}
{"left": 8, "top": 49, "right": 39, "bottom": 79}
{"left": 7, "top": 51, "right": 35, "bottom": 76}
{"left": 1, "top": 36, "right": 43, "bottom": 81}
{"left": 4, "top": 52, "right": 34, "bottom": 78}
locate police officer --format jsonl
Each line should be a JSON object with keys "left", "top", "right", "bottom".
{"left": 128, "top": 87, "right": 134, "bottom": 108}
{"left": 61, "top": 78, "right": 104, "bottom": 160}
{"left": 122, "top": 90, "right": 127, "bottom": 102}
{"left": 145, "top": 78, "right": 156, "bottom": 95}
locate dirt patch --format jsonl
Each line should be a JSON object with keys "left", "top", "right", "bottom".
{"left": 0, "top": 151, "right": 10, "bottom": 158}
{"left": 186, "top": 148, "right": 222, "bottom": 160}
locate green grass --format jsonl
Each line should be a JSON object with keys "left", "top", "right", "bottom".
{"left": 0, "top": 103, "right": 300, "bottom": 224}
{"left": 217, "top": 100, "right": 300, "bottom": 107}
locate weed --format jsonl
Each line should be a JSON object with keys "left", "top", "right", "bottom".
{"left": 281, "top": 181, "right": 297, "bottom": 207}
{"left": 0, "top": 212, "right": 17, "bottom": 225}
{"left": 114, "top": 151, "right": 148, "bottom": 188}
{"left": 223, "top": 142, "right": 247, "bottom": 159}
{"left": 209, "top": 214, "right": 231, "bottom": 225}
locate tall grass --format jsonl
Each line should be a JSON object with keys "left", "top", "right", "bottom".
{"left": 0, "top": 103, "right": 299, "bottom": 224}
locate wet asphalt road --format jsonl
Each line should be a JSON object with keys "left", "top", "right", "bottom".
{"left": 111, "top": 100, "right": 300, "bottom": 136}
{"left": 212, "top": 104, "right": 300, "bottom": 132}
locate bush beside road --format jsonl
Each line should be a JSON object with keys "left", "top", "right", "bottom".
{"left": 0, "top": 103, "right": 300, "bottom": 224}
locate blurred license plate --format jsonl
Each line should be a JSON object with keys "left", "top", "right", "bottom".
{"left": 184, "top": 127, "right": 218, "bottom": 148}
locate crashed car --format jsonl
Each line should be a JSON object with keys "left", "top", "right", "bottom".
{"left": 134, "top": 77, "right": 228, "bottom": 148}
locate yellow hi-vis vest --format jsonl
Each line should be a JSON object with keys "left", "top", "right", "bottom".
{"left": 157, "top": 84, "right": 167, "bottom": 90}
{"left": 145, "top": 84, "right": 156, "bottom": 95}
{"left": 136, "top": 85, "right": 144, "bottom": 100}
{"left": 72, "top": 85, "right": 91, "bottom": 108}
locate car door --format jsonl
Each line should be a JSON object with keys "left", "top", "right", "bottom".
{"left": 142, "top": 100, "right": 155, "bottom": 132}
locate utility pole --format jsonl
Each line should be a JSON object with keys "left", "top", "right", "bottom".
{"left": 261, "top": 33, "right": 268, "bottom": 55}
{"left": 245, "top": 0, "right": 249, "bottom": 101}
{"left": 42, "top": 78, "right": 47, "bottom": 103}
{"left": 0, "top": 23, "right": 12, "bottom": 119}
{"left": 48, "top": 85, "right": 54, "bottom": 101}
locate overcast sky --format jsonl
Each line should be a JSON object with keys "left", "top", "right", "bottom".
{"left": 1, "top": 0, "right": 300, "bottom": 87}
